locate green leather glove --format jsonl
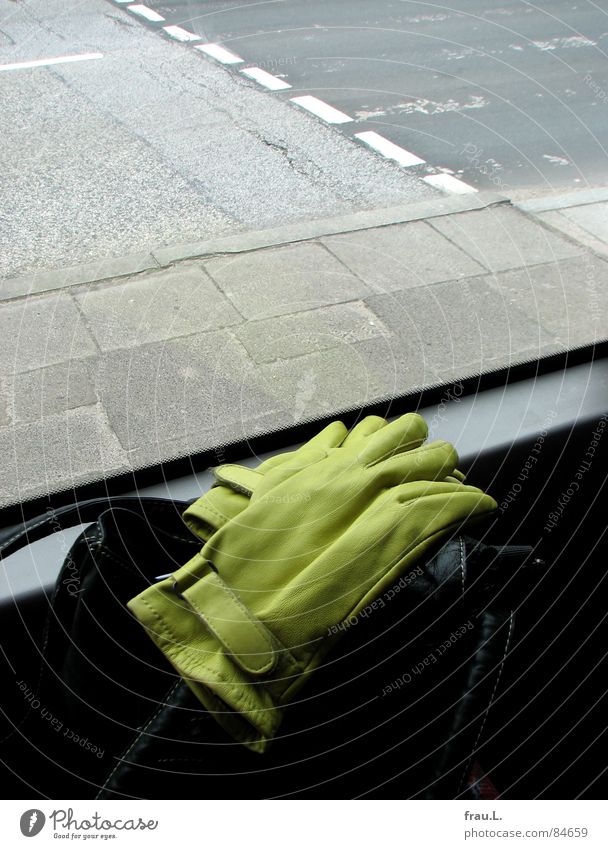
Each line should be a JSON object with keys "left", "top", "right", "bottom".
{"left": 129, "top": 417, "right": 495, "bottom": 752}
{"left": 182, "top": 417, "right": 384, "bottom": 542}
{"left": 183, "top": 413, "right": 459, "bottom": 542}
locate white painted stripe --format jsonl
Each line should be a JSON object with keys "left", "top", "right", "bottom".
{"left": 424, "top": 173, "right": 478, "bottom": 194}
{"left": 290, "top": 95, "right": 352, "bottom": 124}
{"left": 354, "top": 131, "right": 425, "bottom": 166}
{"left": 163, "top": 25, "right": 200, "bottom": 42}
{"left": 0, "top": 52, "right": 103, "bottom": 72}
{"left": 195, "top": 43, "right": 244, "bottom": 64}
{"left": 241, "top": 66, "right": 291, "bottom": 90}
{"left": 127, "top": 4, "right": 165, "bottom": 22}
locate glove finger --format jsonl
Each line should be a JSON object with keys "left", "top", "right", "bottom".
{"left": 359, "top": 413, "right": 428, "bottom": 465}
{"left": 396, "top": 481, "right": 498, "bottom": 523}
{"left": 187, "top": 422, "right": 349, "bottom": 538}
{"left": 368, "top": 440, "right": 459, "bottom": 486}
{"left": 359, "top": 481, "right": 497, "bottom": 557}
{"left": 213, "top": 464, "right": 264, "bottom": 495}
{"left": 341, "top": 415, "right": 388, "bottom": 450}
{"left": 255, "top": 450, "right": 295, "bottom": 474}
{"left": 295, "top": 420, "right": 349, "bottom": 454}
{"left": 182, "top": 487, "right": 249, "bottom": 541}
{"left": 359, "top": 413, "right": 428, "bottom": 464}
{"left": 257, "top": 422, "right": 347, "bottom": 475}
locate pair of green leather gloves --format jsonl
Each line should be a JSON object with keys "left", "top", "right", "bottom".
{"left": 128, "top": 414, "right": 497, "bottom": 752}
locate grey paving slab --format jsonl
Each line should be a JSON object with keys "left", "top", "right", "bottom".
{"left": 559, "top": 203, "right": 608, "bottom": 246}
{"left": 535, "top": 211, "right": 608, "bottom": 260}
{"left": 0, "top": 405, "right": 129, "bottom": 506}
{"left": 321, "top": 221, "right": 485, "bottom": 293}
{"left": 74, "top": 264, "right": 241, "bottom": 352}
{"left": 258, "top": 337, "right": 438, "bottom": 421}
{"left": 203, "top": 243, "right": 370, "bottom": 320}
{"left": 0, "top": 253, "right": 159, "bottom": 301}
{"left": 486, "top": 257, "right": 608, "bottom": 348}
{"left": 1, "top": 359, "right": 97, "bottom": 425}
{"left": 0, "top": 292, "right": 97, "bottom": 376}
{"left": 364, "top": 276, "right": 556, "bottom": 379}
{"left": 96, "top": 332, "right": 288, "bottom": 453}
{"left": 429, "top": 206, "right": 583, "bottom": 272}
{"left": 234, "top": 302, "right": 389, "bottom": 364}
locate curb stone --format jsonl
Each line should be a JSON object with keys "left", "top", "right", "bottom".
{"left": 0, "top": 193, "right": 507, "bottom": 302}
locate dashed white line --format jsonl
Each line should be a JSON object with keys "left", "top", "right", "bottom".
{"left": 195, "top": 43, "right": 244, "bottom": 65}
{"left": 163, "top": 25, "right": 200, "bottom": 42}
{"left": 423, "top": 173, "right": 478, "bottom": 194}
{"left": 354, "top": 131, "right": 425, "bottom": 166}
{"left": 290, "top": 95, "right": 352, "bottom": 124}
{"left": 116, "top": 12, "right": 480, "bottom": 192}
{"left": 241, "top": 66, "right": 292, "bottom": 90}
{"left": 127, "top": 4, "right": 165, "bottom": 22}
{"left": 0, "top": 52, "right": 103, "bottom": 72}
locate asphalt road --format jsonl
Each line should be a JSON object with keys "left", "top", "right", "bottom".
{"left": 0, "top": 0, "right": 434, "bottom": 279}
{"left": 146, "top": 0, "right": 608, "bottom": 193}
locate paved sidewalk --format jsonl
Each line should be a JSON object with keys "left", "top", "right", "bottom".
{"left": 1, "top": 189, "right": 607, "bottom": 508}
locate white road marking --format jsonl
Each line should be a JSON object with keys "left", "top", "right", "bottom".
{"left": 163, "top": 25, "right": 200, "bottom": 42}
{"left": 0, "top": 52, "right": 103, "bottom": 72}
{"left": 115, "top": 6, "right": 486, "bottom": 195}
{"left": 510, "top": 36, "right": 596, "bottom": 52}
{"left": 241, "top": 66, "right": 291, "bottom": 90}
{"left": 533, "top": 36, "right": 596, "bottom": 50}
{"left": 195, "top": 43, "right": 244, "bottom": 64}
{"left": 424, "top": 173, "right": 478, "bottom": 194}
{"left": 387, "top": 95, "right": 489, "bottom": 115}
{"left": 543, "top": 154, "right": 570, "bottom": 166}
{"left": 127, "top": 4, "right": 165, "bottom": 22}
{"left": 290, "top": 95, "right": 352, "bottom": 124}
{"left": 355, "top": 131, "right": 425, "bottom": 166}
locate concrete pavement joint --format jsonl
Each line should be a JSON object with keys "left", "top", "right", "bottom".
{"left": 68, "top": 291, "right": 105, "bottom": 358}
{"left": 520, "top": 208, "right": 608, "bottom": 262}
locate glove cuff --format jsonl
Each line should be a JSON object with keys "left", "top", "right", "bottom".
{"left": 128, "top": 555, "right": 303, "bottom": 753}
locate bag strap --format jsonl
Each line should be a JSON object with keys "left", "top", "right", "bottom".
{"left": 0, "top": 496, "right": 193, "bottom": 561}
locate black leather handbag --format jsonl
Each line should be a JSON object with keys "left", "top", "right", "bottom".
{"left": 0, "top": 497, "right": 536, "bottom": 800}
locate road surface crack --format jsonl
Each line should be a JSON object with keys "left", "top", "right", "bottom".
{"left": 245, "top": 127, "right": 324, "bottom": 184}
